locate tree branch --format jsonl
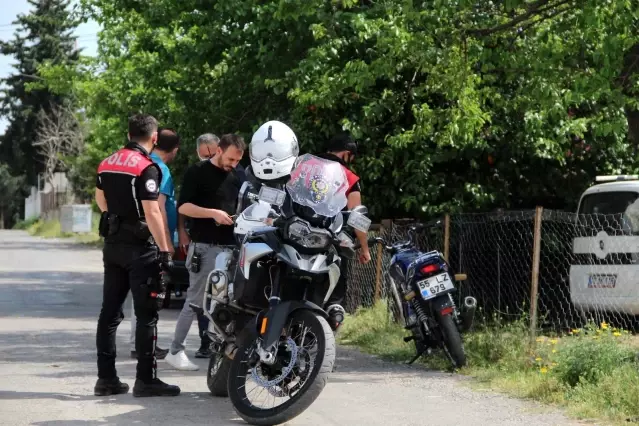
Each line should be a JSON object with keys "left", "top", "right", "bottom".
{"left": 467, "top": 0, "right": 577, "bottom": 37}
{"left": 33, "top": 103, "right": 85, "bottom": 188}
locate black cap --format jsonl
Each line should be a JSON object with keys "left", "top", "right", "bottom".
{"left": 326, "top": 131, "right": 358, "bottom": 155}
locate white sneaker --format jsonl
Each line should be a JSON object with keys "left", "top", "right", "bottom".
{"left": 165, "top": 350, "right": 199, "bottom": 371}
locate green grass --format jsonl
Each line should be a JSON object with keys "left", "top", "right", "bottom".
{"left": 338, "top": 301, "right": 639, "bottom": 426}
{"left": 25, "top": 212, "right": 102, "bottom": 248}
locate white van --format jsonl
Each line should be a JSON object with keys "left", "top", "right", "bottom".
{"left": 570, "top": 175, "right": 639, "bottom": 317}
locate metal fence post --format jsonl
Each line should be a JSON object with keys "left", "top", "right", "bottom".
{"left": 444, "top": 214, "right": 451, "bottom": 261}
{"left": 374, "top": 220, "right": 390, "bottom": 303}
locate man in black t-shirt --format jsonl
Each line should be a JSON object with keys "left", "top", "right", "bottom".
{"left": 164, "top": 134, "right": 246, "bottom": 371}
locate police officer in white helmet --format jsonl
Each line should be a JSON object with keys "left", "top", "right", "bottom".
{"left": 248, "top": 120, "right": 299, "bottom": 184}
{"left": 243, "top": 120, "right": 347, "bottom": 332}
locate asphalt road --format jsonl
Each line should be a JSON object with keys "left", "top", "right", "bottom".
{"left": 0, "top": 230, "right": 591, "bottom": 426}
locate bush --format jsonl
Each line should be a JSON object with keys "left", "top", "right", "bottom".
{"left": 12, "top": 217, "right": 39, "bottom": 230}
{"left": 567, "top": 364, "right": 639, "bottom": 421}
{"left": 552, "top": 326, "right": 636, "bottom": 387}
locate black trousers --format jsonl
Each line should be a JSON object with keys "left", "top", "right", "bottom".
{"left": 97, "top": 242, "right": 159, "bottom": 382}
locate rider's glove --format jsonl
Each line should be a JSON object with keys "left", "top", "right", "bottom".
{"left": 151, "top": 251, "right": 173, "bottom": 310}
{"left": 158, "top": 251, "right": 173, "bottom": 271}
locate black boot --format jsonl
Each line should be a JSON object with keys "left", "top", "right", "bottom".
{"left": 94, "top": 377, "right": 130, "bottom": 396}
{"left": 133, "top": 378, "right": 181, "bottom": 397}
{"left": 195, "top": 341, "right": 212, "bottom": 358}
{"left": 195, "top": 318, "right": 213, "bottom": 359}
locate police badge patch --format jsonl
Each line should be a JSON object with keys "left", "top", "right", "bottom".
{"left": 145, "top": 179, "right": 158, "bottom": 192}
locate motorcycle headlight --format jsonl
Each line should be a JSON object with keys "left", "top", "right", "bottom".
{"left": 287, "top": 220, "right": 332, "bottom": 249}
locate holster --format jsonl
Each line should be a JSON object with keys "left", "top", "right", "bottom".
{"left": 98, "top": 212, "right": 109, "bottom": 238}
{"left": 107, "top": 214, "right": 121, "bottom": 236}
{"left": 98, "top": 212, "right": 121, "bottom": 237}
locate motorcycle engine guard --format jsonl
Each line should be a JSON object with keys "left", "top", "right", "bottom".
{"left": 324, "top": 263, "right": 341, "bottom": 303}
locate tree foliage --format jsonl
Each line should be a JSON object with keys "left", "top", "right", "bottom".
{"left": 44, "top": 0, "right": 639, "bottom": 219}
{"left": 0, "top": 0, "right": 80, "bottom": 188}
{"left": 0, "top": 164, "right": 28, "bottom": 229}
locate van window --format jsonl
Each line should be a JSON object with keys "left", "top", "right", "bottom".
{"left": 578, "top": 191, "right": 639, "bottom": 215}
{"left": 578, "top": 191, "right": 639, "bottom": 235}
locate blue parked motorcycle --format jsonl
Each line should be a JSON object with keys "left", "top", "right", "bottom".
{"left": 370, "top": 221, "right": 477, "bottom": 368}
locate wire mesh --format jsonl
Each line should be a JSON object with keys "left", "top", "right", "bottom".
{"left": 344, "top": 226, "right": 389, "bottom": 314}
{"left": 345, "top": 209, "right": 639, "bottom": 333}
{"left": 538, "top": 210, "right": 638, "bottom": 331}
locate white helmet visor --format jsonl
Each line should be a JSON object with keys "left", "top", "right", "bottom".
{"left": 250, "top": 140, "right": 298, "bottom": 162}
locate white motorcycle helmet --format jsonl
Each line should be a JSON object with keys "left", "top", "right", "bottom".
{"left": 249, "top": 120, "right": 299, "bottom": 180}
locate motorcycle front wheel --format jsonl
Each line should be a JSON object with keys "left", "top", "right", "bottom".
{"left": 227, "top": 309, "right": 335, "bottom": 426}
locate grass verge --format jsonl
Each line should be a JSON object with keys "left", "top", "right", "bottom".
{"left": 22, "top": 213, "right": 102, "bottom": 248}
{"left": 337, "top": 300, "right": 639, "bottom": 426}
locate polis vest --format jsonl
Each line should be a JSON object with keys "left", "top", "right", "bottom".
{"left": 98, "top": 147, "right": 154, "bottom": 177}
{"left": 97, "top": 143, "right": 160, "bottom": 222}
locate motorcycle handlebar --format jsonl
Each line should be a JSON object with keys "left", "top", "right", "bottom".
{"left": 367, "top": 236, "right": 393, "bottom": 251}
{"left": 411, "top": 218, "right": 443, "bottom": 231}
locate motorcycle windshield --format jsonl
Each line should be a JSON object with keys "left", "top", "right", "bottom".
{"left": 286, "top": 154, "right": 349, "bottom": 217}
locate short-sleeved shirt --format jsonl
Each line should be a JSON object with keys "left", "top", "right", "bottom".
{"left": 150, "top": 152, "right": 177, "bottom": 240}
{"left": 178, "top": 160, "right": 243, "bottom": 245}
{"left": 96, "top": 144, "right": 161, "bottom": 221}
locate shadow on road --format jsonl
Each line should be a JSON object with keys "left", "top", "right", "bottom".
{"left": 0, "top": 270, "right": 103, "bottom": 319}
{"left": 1, "top": 390, "right": 241, "bottom": 426}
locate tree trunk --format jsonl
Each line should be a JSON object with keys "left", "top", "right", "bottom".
{"left": 0, "top": 208, "right": 5, "bottom": 229}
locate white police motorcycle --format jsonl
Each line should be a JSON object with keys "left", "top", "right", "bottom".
{"left": 190, "top": 154, "right": 370, "bottom": 425}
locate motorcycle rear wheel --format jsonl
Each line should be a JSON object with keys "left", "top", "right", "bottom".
{"left": 438, "top": 313, "right": 467, "bottom": 368}
{"left": 227, "top": 309, "right": 335, "bottom": 426}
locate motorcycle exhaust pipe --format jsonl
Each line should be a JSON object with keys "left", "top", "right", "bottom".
{"left": 459, "top": 296, "right": 477, "bottom": 332}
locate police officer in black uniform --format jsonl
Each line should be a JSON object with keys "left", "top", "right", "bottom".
{"left": 93, "top": 114, "right": 180, "bottom": 397}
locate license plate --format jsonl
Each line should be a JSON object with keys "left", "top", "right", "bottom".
{"left": 587, "top": 273, "right": 617, "bottom": 288}
{"left": 417, "top": 273, "right": 455, "bottom": 300}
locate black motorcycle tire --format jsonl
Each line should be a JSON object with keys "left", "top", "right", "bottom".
{"left": 207, "top": 315, "right": 255, "bottom": 397}
{"left": 438, "top": 313, "right": 467, "bottom": 368}
{"left": 227, "top": 309, "right": 335, "bottom": 426}
{"left": 207, "top": 351, "right": 232, "bottom": 397}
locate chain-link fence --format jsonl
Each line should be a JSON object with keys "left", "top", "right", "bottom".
{"left": 346, "top": 208, "right": 639, "bottom": 337}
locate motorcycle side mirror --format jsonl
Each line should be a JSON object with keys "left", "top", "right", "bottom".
{"left": 237, "top": 181, "right": 259, "bottom": 216}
